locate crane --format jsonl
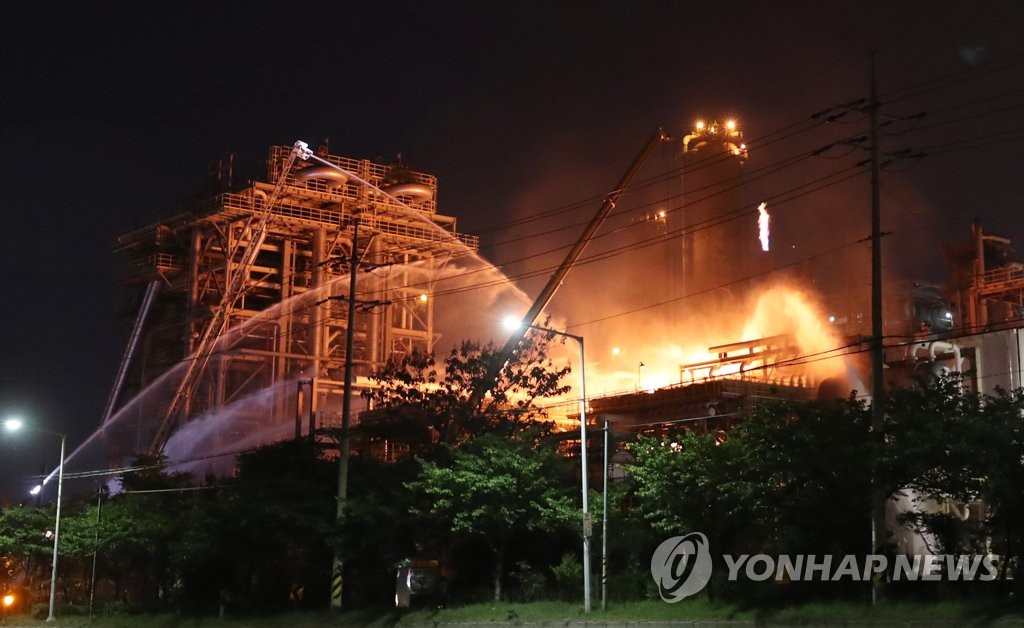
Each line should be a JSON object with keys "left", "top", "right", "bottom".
{"left": 467, "top": 128, "right": 671, "bottom": 412}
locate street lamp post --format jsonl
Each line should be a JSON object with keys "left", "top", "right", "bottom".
{"left": 599, "top": 413, "right": 627, "bottom": 611}
{"left": 3, "top": 419, "right": 65, "bottom": 623}
{"left": 89, "top": 486, "right": 105, "bottom": 619}
{"left": 601, "top": 417, "right": 608, "bottom": 610}
{"left": 502, "top": 318, "right": 591, "bottom": 612}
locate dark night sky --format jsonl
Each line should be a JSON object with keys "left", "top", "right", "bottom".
{"left": 2, "top": 1, "right": 1022, "bottom": 501}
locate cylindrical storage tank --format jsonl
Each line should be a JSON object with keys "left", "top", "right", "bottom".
{"left": 294, "top": 165, "right": 349, "bottom": 192}
{"left": 382, "top": 181, "right": 434, "bottom": 204}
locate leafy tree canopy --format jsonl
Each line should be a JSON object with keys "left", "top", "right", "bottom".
{"left": 363, "top": 332, "right": 571, "bottom": 448}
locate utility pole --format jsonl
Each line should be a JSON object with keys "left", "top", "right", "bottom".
{"left": 332, "top": 218, "right": 360, "bottom": 611}
{"left": 601, "top": 418, "right": 609, "bottom": 611}
{"left": 869, "top": 50, "right": 887, "bottom": 606}
{"left": 814, "top": 58, "right": 925, "bottom": 604}
{"left": 327, "top": 218, "right": 390, "bottom": 611}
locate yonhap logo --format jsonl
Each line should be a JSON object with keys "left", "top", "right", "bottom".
{"left": 650, "top": 532, "right": 713, "bottom": 602}
{"left": 650, "top": 531, "right": 999, "bottom": 603}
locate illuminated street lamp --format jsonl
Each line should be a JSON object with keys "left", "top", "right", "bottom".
{"left": 4, "top": 418, "right": 65, "bottom": 622}
{"left": 503, "top": 316, "right": 592, "bottom": 612}
{"left": 2, "top": 592, "right": 14, "bottom": 625}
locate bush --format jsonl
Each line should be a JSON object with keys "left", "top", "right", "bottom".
{"left": 30, "top": 602, "right": 49, "bottom": 620}
{"left": 510, "top": 561, "right": 547, "bottom": 602}
{"left": 551, "top": 553, "right": 582, "bottom": 601}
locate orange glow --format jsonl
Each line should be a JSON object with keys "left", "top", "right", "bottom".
{"left": 2, "top": 594, "right": 13, "bottom": 608}
{"left": 419, "top": 293, "right": 428, "bottom": 302}
{"left": 725, "top": 119, "right": 737, "bottom": 131}
{"left": 695, "top": 120, "right": 705, "bottom": 130}
{"left": 741, "top": 282, "right": 846, "bottom": 381}
{"left": 573, "top": 280, "right": 846, "bottom": 399}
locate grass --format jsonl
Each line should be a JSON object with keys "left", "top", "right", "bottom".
{"left": 396, "top": 599, "right": 755, "bottom": 624}
{"left": 2, "top": 599, "right": 1022, "bottom": 626}
{"left": 394, "top": 599, "right": 1024, "bottom": 625}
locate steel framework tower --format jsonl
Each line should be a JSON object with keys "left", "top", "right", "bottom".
{"left": 112, "top": 145, "right": 476, "bottom": 454}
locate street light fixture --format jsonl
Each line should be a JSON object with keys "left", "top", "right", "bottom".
{"left": 2, "top": 592, "right": 14, "bottom": 624}
{"left": 3, "top": 418, "right": 65, "bottom": 622}
{"left": 502, "top": 316, "right": 592, "bottom": 612}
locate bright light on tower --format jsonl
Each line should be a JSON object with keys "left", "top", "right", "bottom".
{"left": 502, "top": 315, "right": 521, "bottom": 332}
{"left": 726, "top": 119, "right": 737, "bottom": 131}
{"left": 3, "top": 418, "right": 23, "bottom": 432}
{"left": 695, "top": 120, "right": 705, "bottom": 130}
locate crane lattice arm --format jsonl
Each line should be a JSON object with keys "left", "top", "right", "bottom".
{"left": 468, "top": 129, "right": 671, "bottom": 412}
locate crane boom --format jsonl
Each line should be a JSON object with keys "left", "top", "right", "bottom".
{"left": 102, "top": 279, "right": 161, "bottom": 426}
{"left": 469, "top": 128, "right": 671, "bottom": 411}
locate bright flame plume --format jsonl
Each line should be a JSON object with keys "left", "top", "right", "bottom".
{"left": 757, "top": 202, "right": 770, "bottom": 252}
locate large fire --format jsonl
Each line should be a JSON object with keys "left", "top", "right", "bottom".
{"left": 581, "top": 280, "right": 847, "bottom": 397}
{"left": 740, "top": 281, "right": 847, "bottom": 380}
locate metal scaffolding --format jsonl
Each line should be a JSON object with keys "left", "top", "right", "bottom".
{"left": 112, "top": 144, "right": 475, "bottom": 454}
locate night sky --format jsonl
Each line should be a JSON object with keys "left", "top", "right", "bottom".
{"left": 2, "top": 1, "right": 1023, "bottom": 501}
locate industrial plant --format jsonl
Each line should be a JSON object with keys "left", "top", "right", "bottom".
{"left": 108, "top": 142, "right": 478, "bottom": 462}
{"left": 101, "top": 125, "right": 1024, "bottom": 474}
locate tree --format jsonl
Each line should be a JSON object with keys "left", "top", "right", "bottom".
{"left": 207, "top": 439, "right": 336, "bottom": 612}
{"left": 360, "top": 330, "right": 578, "bottom": 603}
{"left": 880, "top": 377, "right": 990, "bottom": 556}
{"left": 627, "top": 397, "right": 873, "bottom": 601}
{"left": 736, "top": 398, "right": 872, "bottom": 560}
{"left": 881, "top": 377, "right": 987, "bottom": 505}
{"left": 0, "top": 505, "right": 53, "bottom": 606}
{"left": 338, "top": 455, "right": 427, "bottom": 606}
{"left": 363, "top": 333, "right": 571, "bottom": 448}
{"left": 882, "top": 378, "right": 1024, "bottom": 588}
{"left": 406, "top": 432, "right": 575, "bottom": 601}
{"left": 976, "top": 388, "right": 1024, "bottom": 590}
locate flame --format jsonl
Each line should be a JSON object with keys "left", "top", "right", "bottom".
{"left": 577, "top": 279, "right": 847, "bottom": 398}
{"left": 757, "top": 202, "right": 770, "bottom": 252}
{"left": 741, "top": 282, "right": 845, "bottom": 381}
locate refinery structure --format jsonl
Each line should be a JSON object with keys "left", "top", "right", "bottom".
{"left": 100, "top": 124, "right": 1024, "bottom": 471}
{"left": 109, "top": 143, "right": 477, "bottom": 459}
